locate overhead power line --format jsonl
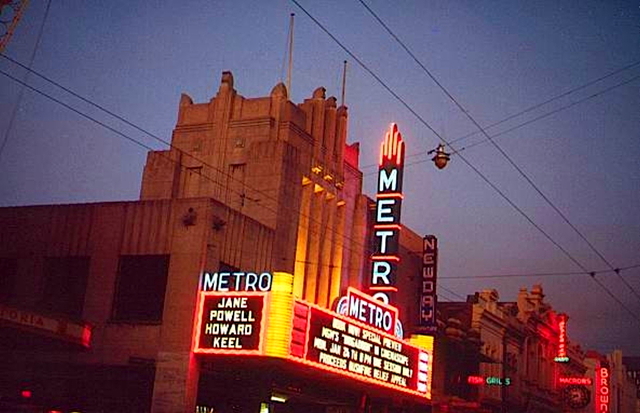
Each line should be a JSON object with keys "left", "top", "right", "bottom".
{"left": 0, "top": 62, "right": 368, "bottom": 275}
{"left": 357, "top": 67, "right": 640, "bottom": 171}
{"left": 441, "top": 263, "right": 640, "bottom": 280}
{"left": 290, "top": 0, "right": 640, "bottom": 322}
{"left": 356, "top": 0, "right": 640, "bottom": 306}
{"left": 448, "top": 59, "right": 640, "bottom": 147}
{"left": 0, "top": 0, "right": 51, "bottom": 161}
{"left": 458, "top": 73, "right": 640, "bottom": 153}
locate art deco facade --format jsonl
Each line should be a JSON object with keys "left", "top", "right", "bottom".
{"left": 0, "top": 72, "right": 433, "bottom": 413}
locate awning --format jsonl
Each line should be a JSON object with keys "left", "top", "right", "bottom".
{"left": 0, "top": 303, "right": 92, "bottom": 348}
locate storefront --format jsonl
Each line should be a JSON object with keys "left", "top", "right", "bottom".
{"left": 192, "top": 272, "right": 434, "bottom": 413}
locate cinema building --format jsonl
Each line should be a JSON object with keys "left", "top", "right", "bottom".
{"left": 0, "top": 72, "right": 434, "bottom": 413}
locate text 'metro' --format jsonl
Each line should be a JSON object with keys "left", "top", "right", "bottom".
{"left": 369, "top": 123, "right": 405, "bottom": 306}
{"left": 201, "top": 272, "right": 273, "bottom": 292}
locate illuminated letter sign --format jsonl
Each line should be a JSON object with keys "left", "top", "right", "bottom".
{"left": 194, "top": 292, "right": 267, "bottom": 354}
{"left": 418, "top": 235, "right": 438, "bottom": 333}
{"left": 558, "top": 377, "right": 592, "bottom": 386}
{"left": 342, "top": 288, "right": 399, "bottom": 336}
{"left": 555, "top": 313, "right": 569, "bottom": 362}
{"left": 369, "top": 123, "right": 405, "bottom": 306}
{"left": 596, "top": 364, "right": 610, "bottom": 413}
{"left": 290, "top": 300, "right": 430, "bottom": 399}
{"left": 201, "top": 271, "right": 273, "bottom": 292}
{"left": 467, "top": 376, "right": 484, "bottom": 385}
{"left": 467, "top": 376, "right": 511, "bottom": 386}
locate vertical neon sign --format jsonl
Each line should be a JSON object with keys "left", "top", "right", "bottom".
{"left": 369, "top": 123, "right": 405, "bottom": 306}
{"left": 554, "top": 314, "right": 569, "bottom": 362}
{"left": 595, "top": 362, "right": 610, "bottom": 413}
{"left": 418, "top": 235, "right": 438, "bottom": 333}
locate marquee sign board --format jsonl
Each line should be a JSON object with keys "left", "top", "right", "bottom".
{"left": 193, "top": 292, "right": 267, "bottom": 354}
{"left": 192, "top": 276, "right": 433, "bottom": 399}
{"left": 290, "top": 300, "right": 431, "bottom": 398}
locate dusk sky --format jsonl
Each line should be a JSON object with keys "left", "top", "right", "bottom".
{"left": 1, "top": 1, "right": 639, "bottom": 354}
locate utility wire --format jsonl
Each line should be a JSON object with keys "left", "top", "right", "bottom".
{"left": 4, "top": 65, "right": 640, "bottom": 316}
{"left": 3, "top": 28, "right": 638, "bottom": 317}
{"left": 439, "top": 284, "right": 466, "bottom": 301}
{"left": 447, "top": 59, "right": 640, "bottom": 146}
{"left": 291, "top": 0, "right": 640, "bottom": 321}
{"left": 441, "top": 264, "right": 640, "bottom": 280}
{"left": 357, "top": 0, "right": 640, "bottom": 305}
{"left": 458, "top": 73, "right": 640, "bottom": 153}
{"left": 0, "top": 0, "right": 51, "bottom": 161}
{"left": 0, "top": 63, "right": 369, "bottom": 276}
{"left": 356, "top": 69, "right": 640, "bottom": 171}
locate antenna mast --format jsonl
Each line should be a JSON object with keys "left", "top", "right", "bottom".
{"left": 341, "top": 60, "right": 348, "bottom": 106}
{"left": 286, "top": 13, "right": 295, "bottom": 97}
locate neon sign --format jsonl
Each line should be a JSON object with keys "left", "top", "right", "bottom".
{"left": 596, "top": 364, "right": 610, "bottom": 412}
{"left": 554, "top": 313, "right": 569, "bottom": 362}
{"left": 418, "top": 235, "right": 438, "bottom": 333}
{"left": 467, "top": 375, "right": 511, "bottom": 386}
{"left": 193, "top": 292, "right": 267, "bottom": 354}
{"left": 336, "top": 287, "right": 400, "bottom": 337}
{"left": 290, "top": 300, "right": 430, "bottom": 398}
{"left": 558, "top": 377, "right": 592, "bottom": 386}
{"left": 201, "top": 271, "right": 272, "bottom": 292}
{"left": 369, "top": 123, "right": 405, "bottom": 306}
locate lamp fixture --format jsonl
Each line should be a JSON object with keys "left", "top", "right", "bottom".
{"left": 428, "top": 143, "right": 450, "bottom": 170}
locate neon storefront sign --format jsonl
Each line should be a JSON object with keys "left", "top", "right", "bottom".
{"left": 201, "top": 271, "right": 273, "bottom": 292}
{"left": 418, "top": 235, "right": 438, "bottom": 333}
{"left": 596, "top": 365, "right": 610, "bottom": 412}
{"left": 369, "top": 123, "right": 405, "bottom": 306}
{"left": 558, "top": 377, "right": 592, "bottom": 386}
{"left": 554, "top": 313, "right": 569, "bottom": 362}
{"left": 467, "top": 375, "right": 511, "bottom": 386}
{"left": 336, "top": 287, "right": 400, "bottom": 337}
{"left": 192, "top": 274, "right": 433, "bottom": 399}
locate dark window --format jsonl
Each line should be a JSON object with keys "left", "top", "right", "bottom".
{"left": 40, "top": 257, "right": 90, "bottom": 319}
{"left": 0, "top": 258, "right": 18, "bottom": 303}
{"left": 113, "top": 255, "right": 170, "bottom": 322}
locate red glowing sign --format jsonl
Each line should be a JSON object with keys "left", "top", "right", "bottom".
{"left": 193, "top": 292, "right": 267, "bottom": 355}
{"left": 0, "top": 303, "right": 92, "bottom": 348}
{"left": 558, "top": 377, "right": 592, "bottom": 386}
{"left": 379, "top": 123, "right": 405, "bottom": 166}
{"left": 555, "top": 314, "right": 569, "bottom": 362}
{"left": 596, "top": 365, "right": 610, "bottom": 413}
{"left": 343, "top": 287, "right": 399, "bottom": 336}
{"left": 467, "top": 376, "right": 484, "bottom": 385}
{"left": 467, "top": 376, "right": 511, "bottom": 386}
{"left": 370, "top": 123, "right": 405, "bottom": 306}
{"left": 290, "top": 300, "right": 430, "bottom": 398}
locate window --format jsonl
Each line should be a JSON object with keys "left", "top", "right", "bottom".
{"left": 112, "top": 255, "right": 170, "bottom": 322}
{"left": 0, "top": 258, "right": 18, "bottom": 303}
{"left": 40, "top": 256, "right": 90, "bottom": 319}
